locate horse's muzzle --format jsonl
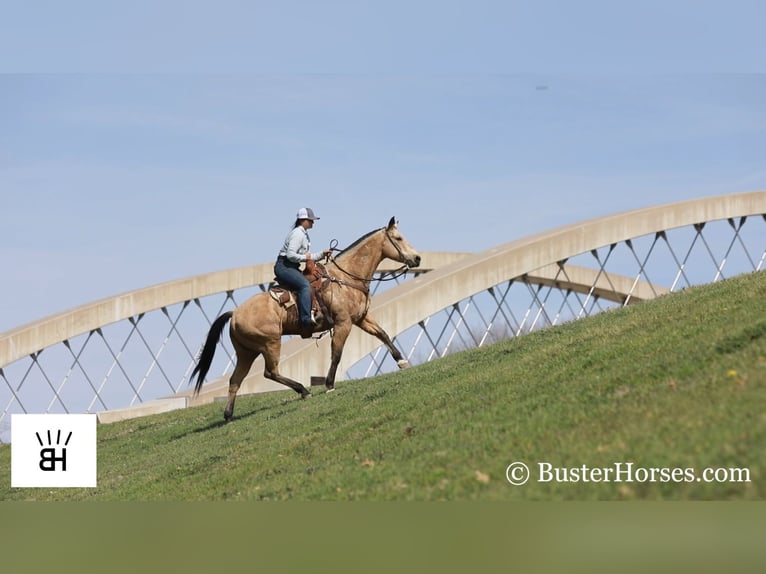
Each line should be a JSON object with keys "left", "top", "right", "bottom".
{"left": 407, "top": 255, "right": 422, "bottom": 268}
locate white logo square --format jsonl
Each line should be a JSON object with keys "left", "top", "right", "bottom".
{"left": 11, "top": 414, "right": 97, "bottom": 488}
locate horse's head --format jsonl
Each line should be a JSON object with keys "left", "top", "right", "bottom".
{"left": 382, "top": 217, "right": 421, "bottom": 268}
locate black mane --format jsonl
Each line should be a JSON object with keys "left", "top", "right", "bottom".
{"left": 335, "top": 227, "right": 383, "bottom": 257}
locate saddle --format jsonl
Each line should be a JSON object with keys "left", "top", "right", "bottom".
{"left": 270, "top": 260, "right": 334, "bottom": 332}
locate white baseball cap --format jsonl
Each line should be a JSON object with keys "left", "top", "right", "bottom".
{"left": 296, "top": 207, "right": 320, "bottom": 220}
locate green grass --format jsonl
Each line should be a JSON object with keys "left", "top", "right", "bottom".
{"left": 2, "top": 272, "right": 765, "bottom": 500}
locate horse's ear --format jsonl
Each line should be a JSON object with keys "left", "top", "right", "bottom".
{"left": 387, "top": 216, "right": 396, "bottom": 229}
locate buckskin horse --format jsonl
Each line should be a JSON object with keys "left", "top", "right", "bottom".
{"left": 191, "top": 217, "right": 422, "bottom": 421}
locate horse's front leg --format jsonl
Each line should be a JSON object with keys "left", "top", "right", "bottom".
{"left": 357, "top": 314, "right": 409, "bottom": 369}
{"left": 325, "top": 321, "right": 352, "bottom": 392}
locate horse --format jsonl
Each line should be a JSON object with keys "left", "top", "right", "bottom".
{"left": 191, "top": 216, "right": 422, "bottom": 421}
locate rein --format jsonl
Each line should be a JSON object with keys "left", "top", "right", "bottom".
{"left": 325, "top": 231, "right": 411, "bottom": 293}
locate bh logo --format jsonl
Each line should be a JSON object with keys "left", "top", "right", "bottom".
{"left": 11, "top": 414, "right": 97, "bottom": 488}
{"left": 36, "top": 429, "right": 73, "bottom": 472}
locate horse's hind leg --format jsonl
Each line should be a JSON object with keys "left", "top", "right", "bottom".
{"left": 262, "top": 340, "right": 310, "bottom": 399}
{"left": 325, "top": 321, "right": 352, "bottom": 392}
{"left": 224, "top": 344, "right": 258, "bottom": 422}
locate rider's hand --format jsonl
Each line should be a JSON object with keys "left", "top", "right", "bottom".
{"left": 323, "top": 249, "right": 333, "bottom": 259}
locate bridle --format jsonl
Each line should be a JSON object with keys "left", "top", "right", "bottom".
{"left": 324, "top": 228, "right": 413, "bottom": 294}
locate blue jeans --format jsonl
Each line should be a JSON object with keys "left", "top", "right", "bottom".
{"left": 274, "top": 257, "right": 312, "bottom": 326}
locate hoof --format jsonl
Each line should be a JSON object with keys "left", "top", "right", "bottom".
{"left": 326, "top": 387, "right": 336, "bottom": 393}
{"left": 223, "top": 413, "right": 233, "bottom": 423}
{"left": 397, "top": 359, "right": 410, "bottom": 369}
{"left": 301, "top": 391, "right": 311, "bottom": 399}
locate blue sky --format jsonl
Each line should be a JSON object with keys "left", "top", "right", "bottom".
{"left": 1, "top": 3, "right": 765, "bottom": 332}
{"left": 1, "top": 1, "right": 765, "bottom": 73}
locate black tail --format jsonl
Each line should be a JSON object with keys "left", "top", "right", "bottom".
{"left": 191, "top": 311, "right": 233, "bottom": 396}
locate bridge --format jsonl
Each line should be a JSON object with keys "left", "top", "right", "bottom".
{"left": 1, "top": 191, "right": 764, "bottom": 440}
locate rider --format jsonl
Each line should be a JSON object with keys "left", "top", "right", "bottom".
{"left": 274, "top": 207, "right": 332, "bottom": 330}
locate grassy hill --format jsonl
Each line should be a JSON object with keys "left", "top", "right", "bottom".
{"left": 2, "top": 271, "right": 765, "bottom": 501}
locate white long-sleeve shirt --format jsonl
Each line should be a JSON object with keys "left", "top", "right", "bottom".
{"left": 278, "top": 226, "right": 321, "bottom": 264}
